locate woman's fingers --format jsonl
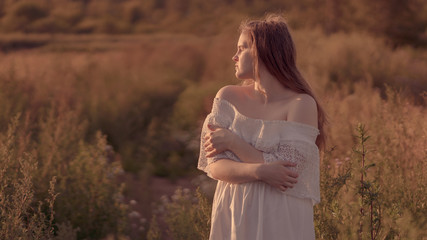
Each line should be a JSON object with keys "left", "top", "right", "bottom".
{"left": 204, "top": 140, "right": 218, "bottom": 150}
{"left": 206, "top": 149, "right": 218, "bottom": 157}
{"left": 286, "top": 176, "right": 298, "bottom": 184}
{"left": 281, "top": 181, "right": 295, "bottom": 188}
{"left": 258, "top": 162, "right": 300, "bottom": 189}
{"left": 281, "top": 161, "right": 297, "bottom": 167}
{"left": 280, "top": 162, "right": 299, "bottom": 179}
{"left": 287, "top": 170, "right": 298, "bottom": 179}
{"left": 204, "top": 143, "right": 213, "bottom": 151}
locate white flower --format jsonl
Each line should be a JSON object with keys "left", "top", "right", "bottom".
{"left": 129, "top": 211, "right": 141, "bottom": 218}
{"left": 171, "top": 194, "right": 180, "bottom": 201}
{"left": 129, "top": 199, "right": 137, "bottom": 206}
{"left": 160, "top": 195, "right": 169, "bottom": 204}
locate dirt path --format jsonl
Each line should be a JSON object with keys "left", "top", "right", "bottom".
{"left": 117, "top": 173, "right": 200, "bottom": 239}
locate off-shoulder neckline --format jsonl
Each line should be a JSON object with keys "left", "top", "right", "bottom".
{"left": 214, "top": 97, "right": 319, "bottom": 132}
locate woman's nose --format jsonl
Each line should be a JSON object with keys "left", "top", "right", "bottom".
{"left": 232, "top": 54, "right": 238, "bottom": 62}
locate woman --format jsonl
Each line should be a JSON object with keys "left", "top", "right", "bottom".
{"left": 198, "top": 14, "right": 326, "bottom": 240}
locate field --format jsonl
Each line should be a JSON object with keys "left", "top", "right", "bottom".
{"left": 0, "top": 0, "right": 426, "bottom": 239}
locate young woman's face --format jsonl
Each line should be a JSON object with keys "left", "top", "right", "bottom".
{"left": 232, "top": 33, "right": 254, "bottom": 80}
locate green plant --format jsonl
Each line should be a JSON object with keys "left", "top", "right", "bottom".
{"left": 149, "top": 187, "right": 211, "bottom": 240}
{"left": 147, "top": 214, "right": 162, "bottom": 240}
{"left": 354, "top": 124, "right": 381, "bottom": 240}
{"left": 314, "top": 146, "right": 352, "bottom": 239}
{"left": 54, "top": 132, "right": 128, "bottom": 239}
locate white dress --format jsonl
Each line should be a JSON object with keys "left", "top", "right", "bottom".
{"left": 198, "top": 98, "right": 320, "bottom": 240}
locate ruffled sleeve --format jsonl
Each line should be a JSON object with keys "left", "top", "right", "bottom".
{"left": 261, "top": 124, "right": 320, "bottom": 205}
{"left": 197, "top": 98, "right": 239, "bottom": 179}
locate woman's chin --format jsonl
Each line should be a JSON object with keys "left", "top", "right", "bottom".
{"left": 235, "top": 71, "right": 246, "bottom": 79}
{"left": 234, "top": 72, "right": 241, "bottom": 79}
{"left": 235, "top": 72, "right": 253, "bottom": 81}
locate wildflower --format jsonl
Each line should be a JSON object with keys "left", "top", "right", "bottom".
{"left": 175, "top": 188, "right": 183, "bottom": 196}
{"left": 129, "top": 211, "right": 141, "bottom": 218}
{"left": 171, "top": 193, "right": 180, "bottom": 202}
{"left": 114, "top": 193, "right": 125, "bottom": 203}
{"left": 129, "top": 199, "right": 137, "bottom": 206}
{"left": 158, "top": 205, "right": 165, "bottom": 213}
{"left": 160, "top": 195, "right": 169, "bottom": 204}
{"left": 140, "top": 218, "right": 147, "bottom": 224}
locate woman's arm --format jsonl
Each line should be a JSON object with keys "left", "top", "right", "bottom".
{"left": 203, "top": 125, "right": 300, "bottom": 190}
{"left": 209, "top": 159, "right": 298, "bottom": 191}
{"left": 209, "top": 159, "right": 260, "bottom": 183}
{"left": 204, "top": 125, "right": 264, "bottom": 163}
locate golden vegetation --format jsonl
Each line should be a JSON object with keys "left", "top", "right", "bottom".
{"left": 0, "top": 1, "right": 426, "bottom": 239}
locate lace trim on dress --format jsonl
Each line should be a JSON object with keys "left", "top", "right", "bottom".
{"left": 262, "top": 140, "right": 320, "bottom": 204}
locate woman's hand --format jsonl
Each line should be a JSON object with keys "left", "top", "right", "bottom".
{"left": 255, "top": 161, "right": 299, "bottom": 192}
{"left": 204, "top": 125, "right": 238, "bottom": 157}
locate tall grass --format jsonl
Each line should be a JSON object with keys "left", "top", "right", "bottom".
{"left": 0, "top": 110, "right": 128, "bottom": 239}
{"left": 0, "top": 22, "right": 425, "bottom": 238}
{"left": 0, "top": 115, "right": 57, "bottom": 240}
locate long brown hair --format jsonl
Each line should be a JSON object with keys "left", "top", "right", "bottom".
{"left": 240, "top": 14, "right": 327, "bottom": 149}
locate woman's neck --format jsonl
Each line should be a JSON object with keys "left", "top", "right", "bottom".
{"left": 252, "top": 70, "right": 296, "bottom": 104}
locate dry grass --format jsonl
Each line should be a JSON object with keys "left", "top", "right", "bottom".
{"left": 0, "top": 28, "right": 425, "bottom": 239}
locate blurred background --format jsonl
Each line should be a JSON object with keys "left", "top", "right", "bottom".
{"left": 0, "top": 0, "right": 426, "bottom": 239}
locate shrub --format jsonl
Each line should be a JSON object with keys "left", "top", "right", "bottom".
{"left": 10, "top": 1, "right": 47, "bottom": 21}
{"left": 1, "top": 1, "right": 48, "bottom": 32}
{"left": 149, "top": 187, "right": 211, "bottom": 240}
{"left": 54, "top": 132, "right": 128, "bottom": 239}
{"left": 73, "top": 19, "right": 98, "bottom": 34}
{"left": 31, "top": 17, "right": 69, "bottom": 33}
{"left": 0, "top": 107, "right": 128, "bottom": 239}
{"left": 314, "top": 84, "right": 426, "bottom": 239}
{"left": 0, "top": 115, "right": 58, "bottom": 239}
{"left": 35, "top": 106, "right": 128, "bottom": 239}
{"left": 123, "top": 1, "right": 145, "bottom": 25}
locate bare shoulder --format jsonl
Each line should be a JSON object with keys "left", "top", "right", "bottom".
{"left": 287, "top": 94, "right": 318, "bottom": 128}
{"left": 215, "top": 85, "right": 248, "bottom": 103}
